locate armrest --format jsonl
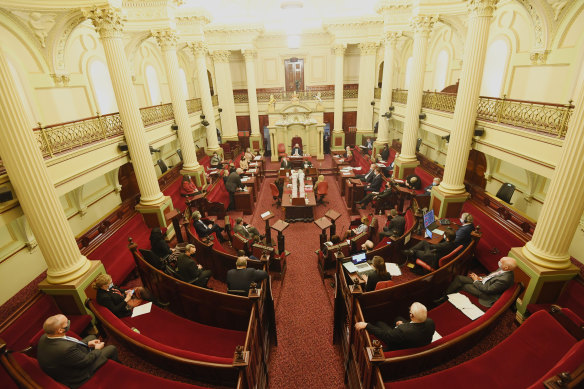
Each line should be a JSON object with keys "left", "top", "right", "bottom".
{"left": 415, "top": 258, "right": 435, "bottom": 273}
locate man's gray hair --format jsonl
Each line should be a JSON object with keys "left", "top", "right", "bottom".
{"left": 410, "top": 302, "right": 427, "bottom": 322}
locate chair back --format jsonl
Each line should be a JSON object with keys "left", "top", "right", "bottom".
{"left": 277, "top": 143, "right": 286, "bottom": 156}
{"left": 232, "top": 233, "right": 251, "bottom": 254}
{"left": 227, "top": 290, "right": 248, "bottom": 296}
{"left": 317, "top": 181, "right": 328, "bottom": 195}
{"left": 291, "top": 136, "right": 303, "bottom": 149}
{"left": 375, "top": 280, "right": 395, "bottom": 290}
{"left": 438, "top": 245, "right": 464, "bottom": 267}
{"left": 270, "top": 182, "right": 280, "bottom": 197}
{"left": 157, "top": 159, "right": 168, "bottom": 174}
{"left": 496, "top": 182, "right": 515, "bottom": 204}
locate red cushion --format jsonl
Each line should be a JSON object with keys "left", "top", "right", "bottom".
{"left": 206, "top": 178, "right": 230, "bottom": 207}
{"left": 164, "top": 178, "right": 185, "bottom": 210}
{"left": 404, "top": 210, "right": 414, "bottom": 231}
{"left": 527, "top": 340, "right": 584, "bottom": 389}
{"left": 11, "top": 353, "right": 68, "bottom": 388}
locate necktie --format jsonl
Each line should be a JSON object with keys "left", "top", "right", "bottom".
{"left": 63, "top": 336, "right": 89, "bottom": 347}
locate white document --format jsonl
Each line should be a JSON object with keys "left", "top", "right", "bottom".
{"left": 254, "top": 156, "right": 261, "bottom": 160}
{"left": 386, "top": 262, "right": 402, "bottom": 276}
{"left": 447, "top": 293, "right": 484, "bottom": 320}
{"left": 261, "top": 211, "right": 271, "bottom": 218}
{"left": 432, "top": 229, "right": 445, "bottom": 236}
{"left": 460, "top": 305, "right": 485, "bottom": 320}
{"left": 241, "top": 177, "right": 249, "bottom": 182}
{"left": 432, "top": 331, "right": 442, "bottom": 342}
{"left": 343, "top": 261, "right": 358, "bottom": 273}
{"left": 131, "top": 302, "right": 152, "bottom": 318}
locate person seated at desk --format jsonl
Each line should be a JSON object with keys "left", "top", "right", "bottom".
{"left": 324, "top": 234, "right": 342, "bottom": 247}
{"left": 365, "top": 137, "right": 373, "bottom": 150}
{"left": 361, "top": 240, "right": 374, "bottom": 253}
{"left": 244, "top": 147, "right": 254, "bottom": 162}
{"left": 92, "top": 274, "right": 162, "bottom": 318}
{"left": 362, "top": 255, "right": 391, "bottom": 291}
{"left": 176, "top": 244, "right": 212, "bottom": 288}
{"left": 434, "top": 257, "right": 517, "bottom": 307}
{"left": 192, "top": 210, "right": 226, "bottom": 242}
{"left": 226, "top": 168, "right": 245, "bottom": 211}
{"left": 291, "top": 143, "right": 303, "bottom": 156}
{"left": 314, "top": 175, "right": 325, "bottom": 192}
{"left": 400, "top": 174, "right": 421, "bottom": 190}
{"left": 181, "top": 175, "right": 200, "bottom": 197}
{"left": 380, "top": 144, "right": 390, "bottom": 161}
{"left": 379, "top": 209, "right": 406, "bottom": 239}
{"left": 355, "top": 302, "right": 435, "bottom": 351}
{"left": 355, "top": 167, "right": 383, "bottom": 209}
{"left": 402, "top": 227, "right": 457, "bottom": 270}
{"left": 37, "top": 314, "right": 119, "bottom": 388}
{"left": 455, "top": 212, "right": 475, "bottom": 247}
{"left": 227, "top": 256, "right": 269, "bottom": 293}
{"left": 210, "top": 151, "right": 222, "bottom": 169}
{"left": 233, "top": 217, "right": 261, "bottom": 239}
{"left": 388, "top": 152, "right": 399, "bottom": 171}
{"left": 343, "top": 216, "right": 370, "bottom": 239}
{"left": 149, "top": 227, "right": 174, "bottom": 267}
{"left": 355, "top": 164, "right": 376, "bottom": 184}
{"left": 239, "top": 155, "right": 249, "bottom": 170}
{"left": 423, "top": 177, "right": 440, "bottom": 195}
{"left": 280, "top": 157, "right": 292, "bottom": 169}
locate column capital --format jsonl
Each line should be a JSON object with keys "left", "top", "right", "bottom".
{"left": 468, "top": 0, "right": 499, "bottom": 17}
{"left": 188, "top": 40, "right": 208, "bottom": 57}
{"left": 409, "top": 15, "right": 437, "bottom": 37}
{"left": 384, "top": 31, "right": 403, "bottom": 46}
{"left": 212, "top": 50, "right": 231, "bottom": 63}
{"left": 152, "top": 29, "right": 179, "bottom": 51}
{"left": 242, "top": 49, "right": 257, "bottom": 61}
{"left": 332, "top": 44, "right": 347, "bottom": 56}
{"left": 358, "top": 42, "right": 378, "bottom": 55}
{"left": 83, "top": 6, "right": 125, "bottom": 39}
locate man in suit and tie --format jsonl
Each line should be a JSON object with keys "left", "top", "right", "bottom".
{"left": 423, "top": 177, "right": 441, "bottom": 195}
{"left": 291, "top": 143, "right": 303, "bottom": 156}
{"left": 356, "top": 167, "right": 383, "bottom": 209}
{"left": 280, "top": 157, "right": 292, "bottom": 169}
{"left": 379, "top": 209, "right": 406, "bottom": 239}
{"left": 355, "top": 164, "right": 376, "bottom": 184}
{"left": 37, "top": 314, "right": 119, "bottom": 388}
{"left": 455, "top": 212, "right": 475, "bottom": 247}
{"left": 176, "top": 244, "right": 213, "bottom": 288}
{"left": 233, "top": 217, "right": 261, "bottom": 239}
{"left": 225, "top": 168, "right": 245, "bottom": 211}
{"left": 355, "top": 302, "right": 435, "bottom": 351}
{"left": 193, "top": 210, "right": 226, "bottom": 242}
{"left": 435, "top": 256, "right": 517, "bottom": 307}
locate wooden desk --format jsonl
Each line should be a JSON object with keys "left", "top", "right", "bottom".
{"left": 325, "top": 209, "right": 342, "bottom": 239}
{"left": 235, "top": 190, "right": 254, "bottom": 215}
{"left": 282, "top": 192, "right": 317, "bottom": 222}
{"left": 346, "top": 178, "right": 364, "bottom": 214}
{"left": 271, "top": 220, "right": 290, "bottom": 255}
{"left": 240, "top": 176, "right": 258, "bottom": 198}
{"left": 410, "top": 222, "right": 459, "bottom": 245}
{"left": 338, "top": 169, "right": 355, "bottom": 196}
{"left": 314, "top": 217, "right": 332, "bottom": 247}
{"left": 261, "top": 211, "right": 275, "bottom": 246}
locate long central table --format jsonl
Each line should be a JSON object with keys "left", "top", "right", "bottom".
{"left": 282, "top": 192, "right": 317, "bottom": 222}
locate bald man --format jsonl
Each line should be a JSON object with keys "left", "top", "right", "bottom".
{"left": 37, "top": 314, "right": 118, "bottom": 388}
{"left": 436, "top": 256, "right": 517, "bottom": 307}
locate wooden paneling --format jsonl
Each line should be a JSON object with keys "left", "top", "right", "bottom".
{"left": 284, "top": 58, "right": 304, "bottom": 92}
{"left": 236, "top": 115, "right": 251, "bottom": 133}
{"left": 343, "top": 111, "right": 357, "bottom": 132}
{"left": 323, "top": 112, "right": 334, "bottom": 130}
{"left": 118, "top": 162, "right": 139, "bottom": 203}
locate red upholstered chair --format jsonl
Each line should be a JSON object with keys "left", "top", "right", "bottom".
{"left": 270, "top": 182, "right": 281, "bottom": 206}
{"left": 415, "top": 245, "right": 463, "bottom": 273}
{"left": 291, "top": 136, "right": 303, "bottom": 150}
{"left": 375, "top": 280, "right": 395, "bottom": 290}
{"left": 316, "top": 181, "right": 329, "bottom": 205}
{"left": 232, "top": 233, "right": 251, "bottom": 254}
{"left": 277, "top": 143, "right": 286, "bottom": 158}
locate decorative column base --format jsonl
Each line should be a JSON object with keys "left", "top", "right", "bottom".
{"left": 508, "top": 247, "right": 579, "bottom": 322}
{"left": 372, "top": 140, "right": 388, "bottom": 160}
{"left": 39, "top": 260, "right": 106, "bottom": 317}
{"left": 393, "top": 159, "right": 419, "bottom": 179}
{"left": 249, "top": 134, "right": 263, "bottom": 152}
{"left": 136, "top": 195, "right": 175, "bottom": 236}
{"left": 430, "top": 186, "right": 468, "bottom": 218}
{"left": 331, "top": 131, "right": 345, "bottom": 152}
{"left": 181, "top": 165, "right": 207, "bottom": 190}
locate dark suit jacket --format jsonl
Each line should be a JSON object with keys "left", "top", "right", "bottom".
{"left": 365, "top": 173, "right": 382, "bottom": 193}
{"left": 194, "top": 219, "right": 212, "bottom": 238}
{"left": 475, "top": 270, "right": 514, "bottom": 307}
{"left": 430, "top": 239, "right": 457, "bottom": 259}
{"left": 150, "top": 238, "right": 172, "bottom": 259}
{"left": 291, "top": 147, "right": 303, "bottom": 156}
{"left": 380, "top": 148, "right": 390, "bottom": 161}
{"left": 225, "top": 172, "right": 243, "bottom": 193}
{"left": 280, "top": 160, "right": 292, "bottom": 169}
{"left": 405, "top": 174, "right": 422, "bottom": 190}
{"left": 38, "top": 335, "right": 109, "bottom": 388}
{"left": 365, "top": 271, "right": 392, "bottom": 292}
{"left": 96, "top": 287, "right": 130, "bottom": 317}
{"left": 176, "top": 254, "right": 202, "bottom": 282}
{"left": 366, "top": 319, "right": 435, "bottom": 351}
{"left": 226, "top": 268, "right": 268, "bottom": 291}
{"left": 233, "top": 224, "right": 250, "bottom": 239}
{"left": 384, "top": 215, "right": 406, "bottom": 237}
{"left": 454, "top": 223, "right": 475, "bottom": 247}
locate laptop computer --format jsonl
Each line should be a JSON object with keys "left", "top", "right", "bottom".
{"left": 423, "top": 209, "right": 440, "bottom": 232}
{"left": 351, "top": 252, "right": 372, "bottom": 272}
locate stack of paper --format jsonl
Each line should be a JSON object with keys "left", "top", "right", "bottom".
{"left": 447, "top": 293, "right": 484, "bottom": 320}
{"left": 385, "top": 263, "right": 402, "bottom": 276}
{"left": 432, "top": 331, "right": 442, "bottom": 342}
{"left": 131, "top": 302, "right": 152, "bottom": 318}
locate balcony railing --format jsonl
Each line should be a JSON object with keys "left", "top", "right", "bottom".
{"left": 139, "top": 103, "right": 174, "bottom": 127}
{"left": 186, "top": 98, "right": 202, "bottom": 114}
{"left": 234, "top": 87, "right": 356, "bottom": 104}
{"left": 390, "top": 89, "right": 575, "bottom": 138}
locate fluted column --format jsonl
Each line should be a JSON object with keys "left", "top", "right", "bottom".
{"left": 376, "top": 32, "right": 401, "bottom": 146}
{"left": 153, "top": 29, "right": 200, "bottom": 173}
{"left": 189, "top": 41, "right": 220, "bottom": 152}
{"left": 440, "top": 1, "right": 497, "bottom": 194}
{"left": 84, "top": 7, "right": 164, "bottom": 206}
{"left": 213, "top": 50, "right": 238, "bottom": 141}
{"left": 356, "top": 42, "right": 378, "bottom": 133}
{"left": 242, "top": 49, "right": 260, "bottom": 136}
{"left": 0, "top": 49, "right": 90, "bottom": 283}
{"left": 399, "top": 15, "right": 436, "bottom": 162}
{"left": 333, "top": 44, "right": 346, "bottom": 133}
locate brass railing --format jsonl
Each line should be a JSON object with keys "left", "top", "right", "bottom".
{"left": 374, "top": 88, "right": 381, "bottom": 99}
{"left": 212, "top": 94, "right": 219, "bottom": 106}
{"left": 391, "top": 89, "right": 408, "bottom": 105}
{"left": 421, "top": 91, "right": 457, "bottom": 112}
{"left": 139, "top": 103, "right": 174, "bottom": 127}
{"left": 234, "top": 88, "right": 354, "bottom": 104}
{"left": 186, "top": 98, "right": 202, "bottom": 114}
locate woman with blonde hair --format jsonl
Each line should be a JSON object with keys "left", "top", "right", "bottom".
{"left": 314, "top": 174, "right": 325, "bottom": 192}
{"left": 364, "top": 256, "right": 391, "bottom": 292}
{"left": 92, "top": 274, "right": 159, "bottom": 317}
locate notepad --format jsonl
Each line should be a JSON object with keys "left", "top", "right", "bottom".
{"left": 432, "top": 229, "right": 445, "bottom": 236}
{"left": 385, "top": 262, "right": 402, "bottom": 276}
{"left": 447, "top": 293, "right": 484, "bottom": 320}
{"left": 254, "top": 156, "right": 261, "bottom": 160}
{"left": 261, "top": 211, "right": 271, "bottom": 218}
{"left": 131, "top": 302, "right": 152, "bottom": 318}
{"left": 343, "top": 261, "right": 358, "bottom": 273}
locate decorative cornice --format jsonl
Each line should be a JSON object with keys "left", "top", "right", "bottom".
{"left": 187, "top": 40, "right": 207, "bottom": 56}
{"left": 409, "top": 15, "right": 437, "bottom": 37}
{"left": 212, "top": 50, "right": 230, "bottom": 63}
{"left": 467, "top": 0, "right": 498, "bottom": 18}
{"left": 384, "top": 31, "right": 403, "bottom": 46}
{"left": 332, "top": 44, "right": 346, "bottom": 56}
{"left": 82, "top": 6, "right": 125, "bottom": 39}
{"left": 358, "top": 41, "right": 379, "bottom": 55}
{"left": 530, "top": 49, "right": 550, "bottom": 64}
{"left": 204, "top": 23, "right": 264, "bottom": 34}
{"left": 176, "top": 13, "right": 211, "bottom": 26}
{"left": 375, "top": 0, "right": 411, "bottom": 14}
{"left": 241, "top": 49, "right": 257, "bottom": 61}
{"left": 152, "top": 29, "right": 178, "bottom": 51}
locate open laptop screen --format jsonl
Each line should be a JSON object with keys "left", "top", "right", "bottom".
{"left": 351, "top": 252, "right": 367, "bottom": 265}
{"left": 423, "top": 209, "right": 435, "bottom": 229}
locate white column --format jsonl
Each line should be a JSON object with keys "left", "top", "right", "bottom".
{"left": 242, "top": 49, "right": 260, "bottom": 136}
{"left": 189, "top": 40, "right": 220, "bottom": 152}
{"left": 84, "top": 7, "right": 164, "bottom": 206}
{"left": 356, "top": 42, "right": 378, "bottom": 132}
{"left": 152, "top": 29, "right": 199, "bottom": 172}
{"left": 213, "top": 50, "right": 238, "bottom": 141}
{"left": 333, "top": 44, "right": 346, "bottom": 133}
{"left": 377, "top": 32, "right": 401, "bottom": 144}
{"left": 0, "top": 49, "right": 91, "bottom": 283}
{"left": 440, "top": 1, "right": 497, "bottom": 194}
{"left": 400, "top": 15, "right": 436, "bottom": 162}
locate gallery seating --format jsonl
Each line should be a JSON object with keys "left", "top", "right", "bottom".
{"left": 415, "top": 244, "right": 463, "bottom": 273}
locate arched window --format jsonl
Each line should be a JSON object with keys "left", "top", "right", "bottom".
{"left": 179, "top": 68, "right": 189, "bottom": 99}
{"left": 433, "top": 50, "right": 449, "bottom": 91}
{"left": 88, "top": 60, "right": 117, "bottom": 114}
{"left": 145, "top": 65, "right": 161, "bottom": 105}
{"left": 481, "top": 39, "right": 509, "bottom": 97}
{"left": 404, "top": 56, "right": 414, "bottom": 89}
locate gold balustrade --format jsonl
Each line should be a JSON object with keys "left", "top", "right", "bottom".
{"left": 374, "top": 88, "right": 381, "bottom": 99}
{"left": 421, "top": 91, "right": 457, "bottom": 112}
{"left": 186, "top": 98, "right": 202, "bottom": 114}
{"left": 391, "top": 89, "right": 408, "bottom": 105}
{"left": 139, "top": 103, "right": 174, "bottom": 127}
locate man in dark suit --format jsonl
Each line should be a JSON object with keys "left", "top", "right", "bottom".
{"left": 291, "top": 143, "right": 303, "bottom": 156}
{"left": 233, "top": 217, "right": 261, "bottom": 239}
{"left": 355, "top": 302, "right": 435, "bottom": 351}
{"left": 176, "top": 244, "right": 212, "bottom": 287}
{"left": 455, "top": 212, "right": 475, "bottom": 247}
{"left": 355, "top": 164, "right": 376, "bottom": 184}
{"left": 225, "top": 168, "right": 245, "bottom": 211}
{"left": 192, "top": 210, "right": 225, "bottom": 242}
{"left": 37, "top": 314, "right": 119, "bottom": 388}
{"left": 356, "top": 167, "right": 383, "bottom": 209}
{"left": 403, "top": 228, "right": 457, "bottom": 269}
{"left": 280, "top": 157, "right": 292, "bottom": 169}
{"left": 436, "top": 257, "right": 517, "bottom": 307}
{"left": 379, "top": 209, "right": 406, "bottom": 239}
{"left": 404, "top": 174, "right": 422, "bottom": 190}
{"left": 380, "top": 144, "right": 390, "bottom": 161}
{"left": 388, "top": 152, "right": 399, "bottom": 170}
{"left": 226, "top": 256, "right": 268, "bottom": 293}
{"left": 423, "top": 177, "right": 440, "bottom": 195}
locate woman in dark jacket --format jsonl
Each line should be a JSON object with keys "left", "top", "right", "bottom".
{"left": 365, "top": 256, "right": 392, "bottom": 292}
{"left": 93, "top": 273, "right": 155, "bottom": 317}
{"left": 149, "top": 227, "right": 172, "bottom": 258}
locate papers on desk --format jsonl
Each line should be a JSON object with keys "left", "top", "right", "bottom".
{"left": 305, "top": 185, "right": 313, "bottom": 192}
{"left": 432, "top": 331, "right": 442, "bottom": 342}
{"left": 254, "top": 156, "right": 261, "bottom": 160}
{"left": 343, "top": 261, "right": 358, "bottom": 273}
{"left": 447, "top": 293, "right": 484, "bottom": 320}
{"left": 248, "top": 169, "right": 257, "bottom": 173}
{"left": 241, "top": 177, "right": 250, "bottom": 182}
{"left": 394, "top": 179, "right": 404, "bottom": 184}
{"left": 385, "top": 262, "right": 402, "bottom": 276}
{"left": 131, "top": 302, "right": 152, "bottom": 318}
{"left": 432, "top": 229, "right": 445, "bottom": 236}
{"left": 261, "top": 211, "right": 271, "bottom": 218}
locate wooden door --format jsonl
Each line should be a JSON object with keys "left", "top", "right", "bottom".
{"left": 118, "top": 162, "right": 140, "bottom": 203}
{"left": 465, "top": 149, "right": 487, "bottom": 189}
{"left": 323, "top": 112, "right": 334, "bottom": 130}
{"left": 284, "top": 58, "right": 304, "bottom": 92}
{"left": 342, "top": 111, "right": 357, "bottom": 132}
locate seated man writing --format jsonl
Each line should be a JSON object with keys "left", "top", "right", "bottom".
{"left": 177, "top": 244, "right": 213, "bottom": 288}
{"left": 355, "top": 302, "right": 435, "bottom": 351}
{"left": 423, "top": 177, "right": 440, "bottom": 195}
{"left": 434, "top": 256, "right": 517, "bottom": 307}
{"left": 402, "top": 227, "right": 457, "bottom": 270}
{"left": 37, "top": 314, "right": 119, "bottom": 388}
